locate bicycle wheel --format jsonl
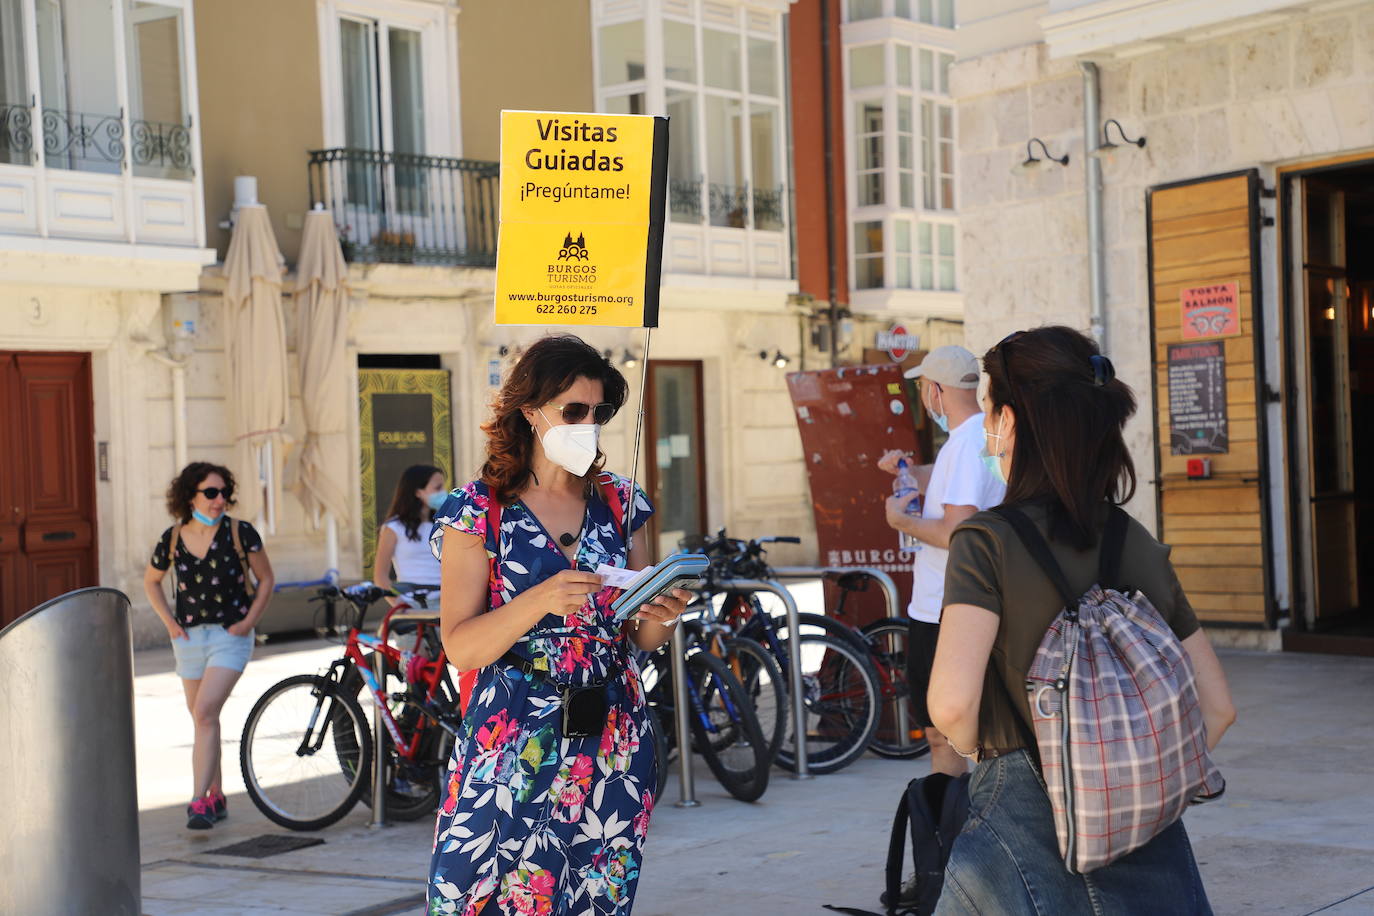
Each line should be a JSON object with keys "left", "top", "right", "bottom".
{"left": 770, "top": 609, "right": 871, "bottom": 657}
{"left": 685, "top": 651, "right": 771, "bottom": 802}
{"left": 861, "top": 618, "right": 931, "bottom": 760}
{"left": 722, "top": 636, "right": 786, "bottom": 764}
{"left": 240, "top": 674, "right": 372, "bottom": 831}
{"left": 341, "top": 659, "right": 449, "bottom": 822}
{"left": 650, "top": 704, "right": 671, "bottom": 802}
{"left": 774, "top": 633, "right": 880, "bottom": 775}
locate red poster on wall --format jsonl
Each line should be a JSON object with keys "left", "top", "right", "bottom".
{"left": 787, "top": 363, "right": 926, "bottom": 625}
{"left": 1180, "top": 282, "right": 1241, "bottom": 339}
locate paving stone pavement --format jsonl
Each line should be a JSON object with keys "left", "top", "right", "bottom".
{"left": 134, "top": 638, "right": 1374, "bottom": 915}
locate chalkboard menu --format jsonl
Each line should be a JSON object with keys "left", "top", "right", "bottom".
{"left": 1168, "top": 341, "right": 1228, "bottom": 455}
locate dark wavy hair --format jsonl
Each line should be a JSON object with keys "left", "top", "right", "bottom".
{"left": 482, "top": 335, "right": 629, "bottom": 503}
{"left": 982, "top": 325, "right": 1137, "bottom": 550}
{"left": 166, "top": 462, "right": 237, "bottom": 523}
{"left": 385, "top": 464, "right": 443, "bottom": 541}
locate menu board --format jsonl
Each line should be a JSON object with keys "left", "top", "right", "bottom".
{"left": 1168, "top": 341, "right": 1229, "bottom": 455}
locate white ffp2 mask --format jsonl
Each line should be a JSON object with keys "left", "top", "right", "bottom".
{"left": 538, "top": 409, "right": 600, "bottom": 476}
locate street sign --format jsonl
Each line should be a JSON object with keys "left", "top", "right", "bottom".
{"left": 495, "top": 110, "right": 668, "bottom": 328}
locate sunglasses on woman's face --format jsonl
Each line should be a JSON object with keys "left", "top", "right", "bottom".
{"left": 197, "top": 487, "right": 232, "bottom": 500}
{"left": 547, "top": 401, "right": 616, "bottom": 425}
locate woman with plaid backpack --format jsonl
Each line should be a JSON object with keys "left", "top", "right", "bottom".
{"left": 927, "top": 326, "right": 1236, "bottom": 914}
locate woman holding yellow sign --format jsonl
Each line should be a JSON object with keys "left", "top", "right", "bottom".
{"left": 428, "top": 335, "right": 688, "bottom": 915}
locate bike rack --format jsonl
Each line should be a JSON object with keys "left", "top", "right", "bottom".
{"left": 0, "top": 588, "right": 140, "bottom": 914}
{"left": 768, "top": 566, "right": 914, "bottom": 750}
{"left": 369, "top": 610, "right": 442, "bottom": 829}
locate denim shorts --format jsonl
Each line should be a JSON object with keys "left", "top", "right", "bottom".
{"left": 936, "top": 750, "right": 1213, "bottom": 916}
{"left": 172, "top": 624, "right": 255, "bottom": 679}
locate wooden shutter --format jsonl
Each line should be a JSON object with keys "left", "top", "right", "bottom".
{"left": 1147, "top": 170, "right": 1274, "bottom": 627}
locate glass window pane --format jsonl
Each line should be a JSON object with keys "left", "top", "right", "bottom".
{"left": 939, "top": 0, "right": 955, "bottom": 27}
{"left": 128, "top": 2, "right": 192, "bottom": 178}
{"left": 388, "top": 27, "right": 425, "bottom": 156}
{"left": 919, "top": 0, "right": 934, "bottom": 23}
{"left": 748, "top": 37, "right": 777, "bottom": 97}
{"left": 849, "top": 45, "right": 884, "bottom": 88}
{"left": 939, "top": 105, "right": 953, "bottom": 141}
{"left": 898, "top": 96, "right": 913, "bottom": 134}
{"left": 939, "top": 53, "right": 954, "bottom": 94}
{"left": 941, "top": 176, "right": 954, "bottom": 210}
{"left": 848, "top": 0, "right": 883, "bottom": 20}
{"left": 664, "top": 19, "right": 695, "bottom": 83}
{"left": 705, "top": 94, "right": 745, "bottom": 226}
{"left": 938, "top": 223, "right": 955, "bottom": 255}
{"left": 855, "top": 220, "right": 883, "bottom": 254}
{"left": 895, "top": 220, "right": 910, "bottom": 251}
{"left": 896, "top": 255, "right": 912, "bottom": 288}
{"left": 39, "top": 0, "right": 120, "bottom": 173}
{"left": 920, "top": 257, "right": 934, "bottom": 289}
{"left": 0, "top": 0, "right": 28, "bottom": 165}
{"left": 939, "top": 257, "right": 956, "bottom": 289}
{"left": 896, "top": 0, "right": 911, "bottom": 17}
{"left": 604, "top": 92, "right": 646, "bottom": 115}
{"left": 666, "top": 90, "right": 701, "bottom": 224}
{"left": 340, "top": 19, "right": 377, "bottom": 151}
{"left": 901, "top": 172, "right": 914, "bottom": 208}
{"left": 702, "top": 28, "right": 740, "bottom": 91}
{"left": 750, "top": 103, "right": 782, "bottom": 230}
{"left": 896, "top": 45, "right": 912, "bottom": 88}
{"left": 918, "top": 222, "right": 932, "bottom": 255}
{"left": 599, "top": 20, "right": 645, "bottom": 85}
{"left": 919, "top": 49, "right": 933, "bottom": 91}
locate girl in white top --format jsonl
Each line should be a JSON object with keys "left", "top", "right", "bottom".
{"left": 374, "top": 464, "right": 447, "bottom": 592}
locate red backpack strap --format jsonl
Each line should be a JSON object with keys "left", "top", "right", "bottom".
{"left": 597, "top": 472, "right": 626, "bottom": 539}
{"left": 485, "top": 496, "right": 503, "bottom": 592}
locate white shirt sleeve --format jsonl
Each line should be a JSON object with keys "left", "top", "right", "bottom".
{"left": 936, "top": 428, "right": 1006, "bottom": 511}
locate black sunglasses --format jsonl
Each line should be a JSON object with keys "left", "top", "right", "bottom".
{"left": 197, "top": 486, "right": 232, "bottom": 500}
{"left": 549, "top": 401, "right": 616, "bottom": 425}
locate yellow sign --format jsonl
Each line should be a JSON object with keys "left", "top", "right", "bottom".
{"left": 495, "top": 110, "right": 668, "bottom": 328}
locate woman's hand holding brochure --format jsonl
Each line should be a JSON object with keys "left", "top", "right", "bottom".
{"left": 596, "top": 552, "right": 709, "bottom": 625}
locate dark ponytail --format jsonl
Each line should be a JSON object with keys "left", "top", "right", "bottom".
{"left": 982, "top": 326, "right": 1137, "bottom": 549}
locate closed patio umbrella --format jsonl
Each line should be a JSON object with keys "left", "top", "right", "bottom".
{"left": 223, "top": 203, "right": 289, "bottom": 533}
{"left": 293, "top": 208, "right": 352, "bottom": 571}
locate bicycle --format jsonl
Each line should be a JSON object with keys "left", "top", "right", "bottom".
{"left": 637, "top": 637, "right": 771, "bottom": 803}
{"left": 690, "top": 531, "right": 882, "bottom": 775}
{"left": 239, "top": 582, "right": 462, "bottom": 831}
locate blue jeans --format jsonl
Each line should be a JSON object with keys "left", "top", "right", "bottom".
{"left": 936, "top": 750, "right": 1212, "bottom": 916}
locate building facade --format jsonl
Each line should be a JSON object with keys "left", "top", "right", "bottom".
{"left": 954, "top": 0, "right": 1374, "bottom": 649}
{"left": 1, "top": 0, "right": 969, "bottom": 641}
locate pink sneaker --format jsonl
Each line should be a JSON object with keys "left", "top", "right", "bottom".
{"left": 186, "top": 797, "right": 214, "bottom": 830}
{"left": 209, "top": 790, "right": 227, "bottom": 821}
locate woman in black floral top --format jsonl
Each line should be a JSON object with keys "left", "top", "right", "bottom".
{"left": 143, "top": 462, "right": 275, "bottom": 830}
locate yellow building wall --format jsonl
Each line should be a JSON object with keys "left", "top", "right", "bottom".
{"left": 194, "top": 0, "right": 324, "bottom": 262}
{"left": 458, "top": 0, "right": 595, "bottom": 162}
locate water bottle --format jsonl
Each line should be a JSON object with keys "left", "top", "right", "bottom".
{"left": 893, "top": 458, "right": 923, "bottom": 553}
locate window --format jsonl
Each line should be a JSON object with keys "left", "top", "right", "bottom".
{"left": 126, "top": 3, "right": 192, "bottom": 179}
{"left": 600, "top": 20, "right": 645, "bottom": 85}
{"left": 915, "top": 221, "right": 956, "bottom": 290}
{"left": 750, "top": 103, "right": 783, "bottom": 231}
{"left": 855, "top": 220, "right": 884, "bottom": 289}
{"left": 897, "top": 97, "right": 914, "bottom": 209}
{"left": 848, "top": 0, "right": 883, "bottom": 20}
{"left": 849, "top": 45, "right": 884, "bottom": 88}
{"left": 663, "top": 20, "right": 694, "bottom": 82}
{"left": 0, "top": 0, "right": 30, "bottom": 165}
{"left": 665, "top": 89, "right": 700, "bottom": 224}
{"left": 747, "top": 38, "right": 777, "bottom": 98}
{"left": 702, "top": 28, "right": 740, "bottom": 91}
{"left": 916, "top": 0, "right": 955, "bottom": 26}
{"left": 855, "top": 101, "right": 883, "bottom": 207}
{"left": 921, "top": 100, "right": 953, "bottom": 210}
{"left": 895, "top": 219, "right": 911, "bottom": 287}
{"left": 705, "top": 94, "right": 745, "bottom": 227}
{"left": 38, "top": 0, "right": 120, "bottom": 174}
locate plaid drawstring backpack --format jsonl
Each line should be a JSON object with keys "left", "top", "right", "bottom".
{"left": 994, "top": 506, "right": 1225, "bottom": 874}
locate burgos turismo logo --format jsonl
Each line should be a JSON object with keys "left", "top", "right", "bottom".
{"left": 549, "top": 231, "right": 597, "bottom": 285}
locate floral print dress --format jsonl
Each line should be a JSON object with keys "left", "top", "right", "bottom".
{"left": 427, "top": 474, "right": 657, "bottom": 916}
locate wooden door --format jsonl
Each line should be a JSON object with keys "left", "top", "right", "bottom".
{"left": 1147, "top": 171, "right": 1274, "bottom": 626}
{"left": 0, "top": 352, "right": 98, "bottom": 627}
{"left": 644, "top": 361, "right": 707, "bottom": 562}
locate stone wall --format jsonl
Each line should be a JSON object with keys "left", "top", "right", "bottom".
{"left": 952, "top": 4, "right": 1374, "bottom": 530}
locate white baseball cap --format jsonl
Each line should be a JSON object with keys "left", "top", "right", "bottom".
{"left": 903, "top": 345, "right": 981, "bottom": 389}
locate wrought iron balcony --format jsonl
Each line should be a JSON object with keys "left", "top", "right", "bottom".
{"left": 668, "top": 176, "right": 787, "bottom": 231}
{"left": 307, "top": 147, "right": 499, "bottom": 268}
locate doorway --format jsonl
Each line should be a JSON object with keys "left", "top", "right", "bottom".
{"left": 644, "top": 361, "right": 708, "bottom": 562}
{"left": 0, "top": 352, "right": 98, "bottom": 626}
{"left": 1287, "top": 161, "right": 1374, "bottom": 646}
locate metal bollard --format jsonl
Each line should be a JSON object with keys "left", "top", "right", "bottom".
{"left": 0, "top": 588, "right": 140, "bottom": 915}
{"left": 369, "top": 645, "right": 388, "bottom": 828}
{"left": 669, "top": 621, "right": 700, "bottom": 807}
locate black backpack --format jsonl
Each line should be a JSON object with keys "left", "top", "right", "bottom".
{"left": 825, "top": 771, "right": 972, "bottom": 916}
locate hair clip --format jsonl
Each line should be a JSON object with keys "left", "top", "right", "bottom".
{"left": 1090, "top": 354, "right": 1115, "bottom": 386}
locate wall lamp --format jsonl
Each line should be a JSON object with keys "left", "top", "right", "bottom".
{"left": 621, "top": 349, "right": 640, "bottom": 369}
{"left": 1091, "top": 119, "right": 1146, "bottom": 160}
{"left": 760, "top": 349, "right": 790, "bottom": 369}
{"left": 1014, "top": 137, "right": 1070, "bottom": 174}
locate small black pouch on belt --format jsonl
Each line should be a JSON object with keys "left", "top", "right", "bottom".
{"left": 500, "top": 651, "right": 621, "bottom": 739}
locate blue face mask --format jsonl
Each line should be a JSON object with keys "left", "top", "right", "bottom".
{"left": 425, "top": 490, "right": 449, "bottom": 511}
{"left": 980, "top": 413, "right": 1008, "bottom": 485}
{"left": 192, "top": 509, "right": 222, "bottom": 526}
{"left": 927, "top": 385, "right": 949, "bottom": 433}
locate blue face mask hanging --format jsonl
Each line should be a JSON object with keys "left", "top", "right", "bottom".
{"left": 980, "top": 413, "right": 1008, "bottom": 485}
{"left": 927, "top": 384, "right": 950, "bottom": 433}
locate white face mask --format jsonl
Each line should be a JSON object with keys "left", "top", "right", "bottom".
{"left": 537, "top": 408, "right": 600, "bottom": 477}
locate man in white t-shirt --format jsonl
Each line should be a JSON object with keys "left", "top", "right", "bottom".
{"left": 881, "top": 345, "right": 1006, "bottom": 777}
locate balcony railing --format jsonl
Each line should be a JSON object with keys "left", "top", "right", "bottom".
{"left": 307, "top": 147, "right": 499, "bottom": 267}
{"left": 668, "top": 177, "right": 786, "bottom": 231}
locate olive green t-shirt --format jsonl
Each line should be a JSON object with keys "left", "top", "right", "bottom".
{"left": 942, "top": 501, "right": 1200, "bottom": 755}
